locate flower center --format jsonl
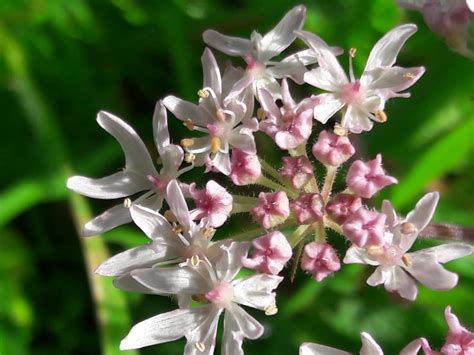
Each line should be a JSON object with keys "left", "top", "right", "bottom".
{"left": 340, "top": 81, "right": 366, "bottom": 105}
{"left": 368, "top": 244, "right": 404, "bottom": 266}
{"left": 205, "top": 282, "right": 234, "bottom": 308}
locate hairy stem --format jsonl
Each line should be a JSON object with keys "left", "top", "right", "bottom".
{"left": 421, "top": 223, "right": 474, "bottom": 243}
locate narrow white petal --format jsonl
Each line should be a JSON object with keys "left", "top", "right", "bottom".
{"left": 162, "top": 95, "right": 209, "bottom": 127}
{"left": 396, "top": 0, "right": 426, "bottom": 10}
{"left": 268, "top": 59, "right": 307, "bottom": 84}
{"left": 233, "top": 274, "right": 283, "bottom": 310}
{"left": 343, "top": 246, "right": 379, "bottom": 266}
{"left": 211, "top": 151, "right": 232, "bottom": 176}
{"left": 311, "top": 93, "right": 344, "bottom": 124}
{"left": 365, "top": 66, "right": 425, "bottom": 96}
{"left": 130, "top": 204, "right": 176, "bottom": 242}
{"left": 202, "top": 48, "right": 222, "bottom": 100}
{"left": 82, "top": 203, "right": 132, "bottom": 236}
{"left": 153, "top": 100, "right": 170, "bottom": 153}
{"left": 381, "top": 199, "right": 398, "bottom": 230}
{"left": 258, "top": 88, "right": 281, "bottom": 120}
{"left": 228, "top": 132, "right": 256, "bottom": 154}
{"left": 300, "top": 342, "right": 349, "bottom": 355}
{"left": 364, "top": 24, "right": 418, "bottom": 72}
{"left": 406, "top": 192, "right": 439, "bottom": 232}
{"left": 225, "top": 74, "right": 254, "bottom": 103}
{"left": 404, "top": 256, "right": 458, "bottom": 291}
{"left": 166, "top": 180, "right": 192, "bottom": 231}
{"left": 385, "top": 267, "right": 418, "bottom": 300}
{"left": 67, "top": 171, "right": 149, "bottom": 199}
{"left": 410, "top": 243, "right": 474, "bottom": 264}
{"left": 160, "top": 144, "right": 185, "bottom": 176}
{"left": 203, "top": 30, "right": 253, "bottom": 57}
{"left": 97, "top": 111, "right": 156, "bottom": 175}
{"left": 113, "top": 273, "right": 155, "bottom": 294}
{"left": 260, "top": 5, "right": 306, "bottom": 61}
{"left": 367, "top": 267, "right": 390, "bottom": 286}
{"left": 131, "top": 266, "right": 208, "bottom": 294}
{"left": 120, "top": 307, "right": 209, "bottom": 350}
{"left": 342, "top": 105, "right": 375, "bottom": 134}
{"left": 360, "top": 332, "right": 384, "bottom": 355}
{"left": 215, "top": 241, "right": 249, "bottom": 282}
{"left": 304, "top": 67, "right": 343, "bottom": 92}
{"left": 255, "top": 76, "right": 282, "bottom": 102}
{"left": 184, "top": 306, "right": 222, "bottom": 355}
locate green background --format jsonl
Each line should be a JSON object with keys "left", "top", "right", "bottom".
{"left": 0, "top": 0, "right": 473, "bottom": 354}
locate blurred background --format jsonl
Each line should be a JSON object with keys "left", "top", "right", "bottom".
{"left": 1, "top": 0, "right": 473, "bottom": 354}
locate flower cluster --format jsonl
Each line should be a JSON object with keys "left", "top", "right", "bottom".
{"left": 67, "top": 5, "right": 474, "bottom": 354}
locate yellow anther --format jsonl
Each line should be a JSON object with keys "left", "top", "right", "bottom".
{"left": 210, "top": 137, "right": 220, "bottom": 154}
{"left": 257, "top": 107, "right": 266, "bottom": 120}
{"left": 191, "top": 255, "right": 200, "bottom": 267}
{"left": 197, "top": 89, "right": 210, "bottom": 98}
{"left": 216, "top": 109, "right": 226, "bottom": 122}
{"left": 201, "top": 227, "right": 216, "bottom": 238}
{"left": 367, "top": 245, "right": 383, "bottom": 257}
{"left": 172, "top": 224, "right": 183, "bottom": 235}
{"left": 156, "top": 156, "right": 162, "bottom": 165}
{"left": 180, "top": 138, "right": 195, "bottom": 148}
{"left": 264, "top": 304, "right": 278, "bottom": 316}
{"left": 191, "top": 294, "right": 208, "bottom": 303}
{"left": 185, "top": 152, "right": 196, "bottom": 163}
{"left": 349, "top": 47, "right": 357, "bottom": 58}
{"left": 376, "top": 110, "right": 387, "bottom": 123}
{"left": 123, "top": 198, "right": 132, "bottom": 208}
{"left": 164, "top": 210, "right": 177, "bottom": 223}
{"left": 183, "top": 119, "right": 194, "bottom": 131}
{"left": 333, "top": 123, "right": 347, "bottom": 136}
{"left": 400, "top": 222, "right": 416, "bottom": 235}
{"left": 403, "top": 72, "right": 415, "bottom": 80}
{"left": 402, "top": 254, "right": 412, "bottom": 267}
{"left": 195, "top": 342, "right": 206, "bottom": 352}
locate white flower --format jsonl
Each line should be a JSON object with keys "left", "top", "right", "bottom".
{"left": 67, "top": 102, "right": 190, "bottom": 235}
{"left": 299, "top": 24, "right": 425, "bottom": 133}
{"left": 120, "top": 242, "right": 283, "bottom": 354}
{"left": 344, "top": 192, "right": 474, "bottom": 300}
{"left": 163, "top": 48, "right": 257, "bottom": 175}
{"left": 203, "top": 5, "right": 316, "bottom": 101}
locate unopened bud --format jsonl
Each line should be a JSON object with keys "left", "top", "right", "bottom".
{"left": 197, "top": 89, "right": 209, "bottom": 98}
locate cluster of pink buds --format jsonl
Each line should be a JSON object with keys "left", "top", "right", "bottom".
{"left": 67, "top": 5, "right": 474, "bottom": 354}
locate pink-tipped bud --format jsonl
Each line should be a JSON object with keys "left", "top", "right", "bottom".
{"left": 342, "top": 208, "right": 386, "bottom": 247}
{"left": 241, "top": 231, "right": 293, "bottom": 275}
{"left": 301, "top": 242, "right": 341, "bottom": 282}
{"left": 441, "top": 306, "right": 474, "bottom": 355}
{"left": 251, "top": 191, "right": 290, "bottom": 229}
{"left": 230, "top": 149, "right": 261, "bottom": 186}
{"left": 326, "top": 193, "right": 362, "bottom": 224}
{"left": 279, "top": 156, "right": 314, "bottom": 189}
{"left": 189, "top": 180, "right": 233, "bottom": 228}
{"left": 312, "top": 130, "right": 355, "bottom": 166}
{"left": 346, "top": 154, "right": 398, "bottom": 198}
{"left": 290, "top": 192, "right": 324, "bottom": 225}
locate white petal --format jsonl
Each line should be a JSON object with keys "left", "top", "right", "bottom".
{"left": 97, "top": 111, "right": 156, "bottom": 175}
{"left": 404, "top": 255, "right": 458, "bottom": 291}
{"left": 385, "top": 266, "right": 418, "bottom": 300}
{"left": 299, "top": 342, "right": 349, "bottom": 355}
{"left": 113, "top": 273, "right": 155, "bottom": 294}
{"left": 255, "top": 75, "right": 282, "bottom": 102}
{"left": 283, "top": 48, "right": 319, "bottom": 66}
{"left": 233, "top": 274, "right": 283, "bottom": 311}
{"left": 120, "top": 307, "right": 209, "bottom": 350}
{"left": 166, "top": 180, "right": 192, "bottom": 231}
{"left": 468, "top": 0, "right": 474, "bottom": 12}
{"left": 215, "top": 241, "right": 249, "bottom": 282}
{"left": 203, "top": 30, "right": 253, "bottom": 57}
{"left": 268, "top": 60, "right": 307, "bottom": 84}
{"left": 367, "top": 267, "right": 390, "bottom": 286}
{"left": 396, "top": 0, "right": 426, "bottom": 10}
{"left": 82, "top": 203, "right": 132, "bottom": 236}
{"left": 258, "top": 88, "right": 281, "bottom": 120}
{"left": 153, "top": 100, "right": 170, "bottom": 154}
{"left": 202, "top": 48, "right": 222, "bottom": 100}
{"left": 221, "top": 304, "right": 264, "bottom": 355}
{"left": 160, "top": 144, "right": 185, "bottom": 176}
{"left": 67, "top": 171, "right": 149, "bottom": 199}
{"left": 184, "top": 306, "right": 222, "bottom": 355}
{"left": 360, "top": 332, "right": 383, "bottom": 355}
{"left": 228, "top": 132, "right": 256, "bottom": 154}
{"left": 342, "top": 105, "right": 374, "bottom": 134}
{"left": 343, "top": 246, "right": 379, "bottom": 266}
{"left": 130, "top": 204, "right": 176, "bottom": 242}
{"left": 414, "top": 243, "right": 474, "bottom": 263}
{"left": 162, "top": 95, "right": 209, "bottom": 127}
{"left": 95, "top": 244, "right": 176, "bottom": 277}
{"left": 225, "top": 74, "right": 254, "bottom": 103}
{"left": 400, "top": 337, "right": 432, "bottom": 355}
{"left": 381, "top": 199, "right": 398, "bottom": 230}
{"left": 406, "top": 192, "right": 439, "bottom": 233}
{"left": 304, "top": 67, "right": 343, "bottom": 92}
{"left": 364, "top": 24, "right": 418, "bottom": 72}
{"left": 312, "top": 93, "right": 344, "bottom": 124}
{"left": 131, "top": 266, "right": 208, "bottom": 295}
{"left": 365, "top": 66, "right": 425, "bottom": 97}
{"left": 260, "top": 5, "right": 306, "bottom": 61}
{"left": 211, "top": 151, "right": 232, "bottom": 175}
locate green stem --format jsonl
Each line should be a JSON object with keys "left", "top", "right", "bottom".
{"left": 232, "top": 227, "right": 266, "bottom": 241}
{"left": 259, "top": 158, "right": 287, "bottom": 186}
{"left": 257, "top": 175, "right": 297, "bottom": 198}
{"left": 288, "top": 224, "right": 311, "bottom": 247}
{"left": 321, "top": 166, "right": 338, "bottom": 201}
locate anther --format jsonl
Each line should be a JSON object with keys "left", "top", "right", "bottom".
{"left": 183, "top": 119, "right": 194, "bottom": 131}
{"left": 403, "top": 72, "right": 415, "bottom": 80}
{"left": 197, "top": 89, "right": 209, "bottom": 98}
{"left": 367, "top": 245, "right": 383, "bottom": 257}
{"left": 210, "top": 137, "right": 220, "bottom": 154}
{"left": 216, "top": 109, "right": 226, "bottom": 122}
{"left": 191, "top": 294, "right": 208, "bottom": 303}
{"left": 402, "top": 254, "right": 412, "bottom": 267}
{"left": 195, "top": 342, "right": 206, "bottom": 352}
{"left": 123, "top": 198, "right": 132, "bottom": 208}
{"left": 155, "top": 157, "right": 162, "bottom": 165}
{"left": 164, "top": 210, "right": 177, "bottom": 222}
{"left": 400, "top": 222, "right": 416, "bottom": 235}
{"left": 201, "top": 227, "right": 216, "bottom": 238}
{"left": 375, "top": 110, "right": 387, "bottom": 123}
{"left": 333, "top": 123, "right": 347, "bottom": 136}
{"left": 264, "top": 304, "right": 278, "bottom": 316}
{"left": 185, "top": 152, "right": 196, "bottom": 163}
{"left": 180, "top": 138, "right": 195, "bottom": 148}
{"left": 172, "top": 224, "right": 183, "bottom": 235}
{"left": 257, "top": 107, "right": 266, "bottom": 120}
{"left": 191, "top": 255, "right": 200, "bottom": 267}
{"left": 349, "top": 47, "right": 357, "bottom": 58}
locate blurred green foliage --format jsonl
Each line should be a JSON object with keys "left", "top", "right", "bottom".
{"left": 0, "top": 0, "right": 473, "bottom": 354}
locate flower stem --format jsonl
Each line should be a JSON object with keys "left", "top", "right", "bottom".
{"left": 260, "top": 158, "right": 288, "bottom": 186}
{"left": 232, "top": 226, "right": 266, "bottom": 241}
{"left": 321, "top": 166, "right": 338, "bottom": 201}
{"left": 257, "top": 175, "right": 297, "bottom": 199}
{"left": 290, "top": 241, "right": 305, "bottom": 282}
{"left": 421, "top": 223, "right": 474, "bottom": 243}
{"left": 288, "top": 224, "right": 311, "bottom": 247}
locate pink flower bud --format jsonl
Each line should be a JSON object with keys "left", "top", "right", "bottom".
{"left": 346, "top": 154, "right": 398, "bottom": 198}
{"left": 230, "top": 149, "right": 261, "bottom": 186}
{"left": 312, "top": 130, "right": 355, "bottom": 166}
{"left": 189, "top": 180, "right": 233, "bottom": 228}
{"left": 279, "top": 156, "right": 314, "bottom": 189}
{"left": 441, "top": 306, "right": 474, "bottom": 354}
{"left": 301, "top": 242, "right": 341, "bottom": 281}
{"left": 241, "top": 231, "right": 293, "bottom": 275}
{"left": 326, "top": 193, "right": 362, "bottom": 224}
{"left": 251, "top": 191, "right": 290, "bottom": 229}
{"left": 342, "top": 208, "right": 386, "bottom": 247}
{"left": 290, "top": 192, "right": 324, "bottom": 224}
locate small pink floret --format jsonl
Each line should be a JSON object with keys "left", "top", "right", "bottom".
{"left": 342, "top": 208, "right": 386, "bottom": 247}
{"left": 301, "top": 242, "right": 341, "bottom": 282}
{"left": 441, "top": 306, "right": 474, "bottom": 354}
{"left": 279, "top": 156, "right": 314, "bottom": 189}
{"left": 346, "top": 154, "right": 398, "bottom": 198}
{"left": 325, "top": 193, "right": 362, "bottom": 224}
{"left": 290, "top": 192, "right": 324, "bottom": 225}
{"left": 312, "top": 130, "right": 355, "bottom": 166}
{"left": 230, "top": 149, "right": 262, "bottom": 186}
{"left": 340, "top": 80, "right": 366, "bottom": 105}
{"left": 205, "top": 282, "right": 234, "bottom": 309}
{"left": 241, "top": 231, "right": 293, "bottom": 275}
{"left": 251, "top": 191, "right": 290, "bottom": 229}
